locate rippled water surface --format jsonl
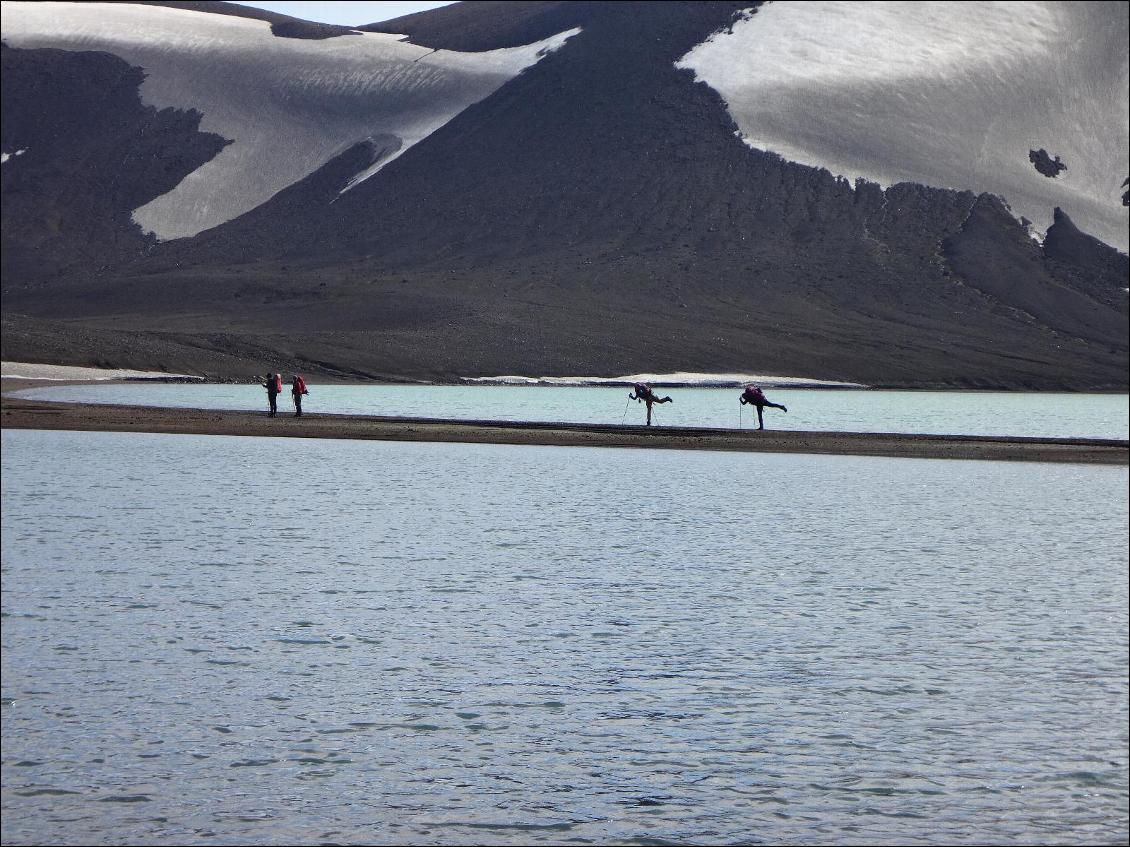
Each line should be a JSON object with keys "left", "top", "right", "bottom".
{"left": 2, "top": 430, "right": 1127, "bottom": 845}
{"left": 17, "top": 383, "right": 1130, "bottom": 439}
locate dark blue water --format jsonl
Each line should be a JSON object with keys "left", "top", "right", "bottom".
{"left": 2, "top": 430, "right": 1127, "bottom": 844}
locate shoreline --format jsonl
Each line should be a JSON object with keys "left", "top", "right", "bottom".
{"left": 2, "top": 395, "right": 1126, "bottom": 465}
{"left": 6, "top": 363, "right": 1128, "bottom": 393}
{"left": 6, "top": 378, "right": 1129, "bottom": 396}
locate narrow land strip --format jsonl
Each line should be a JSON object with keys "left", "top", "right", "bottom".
{"left": 2, "top": 396, "right": 1126, "bottom": 464}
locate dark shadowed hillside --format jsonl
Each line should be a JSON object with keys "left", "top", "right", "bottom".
{"left": 0, "top": 42, "right": 229, "bottom": 285}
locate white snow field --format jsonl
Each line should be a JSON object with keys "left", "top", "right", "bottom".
{"left": 1, "top": 362, "right": 203, "bottom": 381}
{"left": 1, "top": 2, "right": 579, "bottom": 240}
{"left": 678, "top": 1, "right": 1130, "bottom": 251}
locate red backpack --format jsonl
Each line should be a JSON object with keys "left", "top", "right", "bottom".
{"left": 295, "top": 376, "right": 308, "bottom": 395}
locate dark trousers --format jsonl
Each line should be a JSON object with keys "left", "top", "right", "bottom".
{"left": 267, "top": 392, "right": 278, "bottom": 415}
{"left": 752, "top": 402, "right": 785, "bottom": 429}
{"left": 293, "top": 393, "right": 302, "bottom": 416}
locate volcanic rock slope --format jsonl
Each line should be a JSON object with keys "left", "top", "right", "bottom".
{"left": 1, "top": 0, "right": 1127, "bottom": 388}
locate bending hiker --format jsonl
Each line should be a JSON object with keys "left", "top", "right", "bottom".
{"left": 629, "top": 382, "right": 672, "bottom": 426}
{"left": 291, "top": 374, "right": 308, "bottom": 417}
{"left": 263, "top": 371, "right": 282, "bottom": 417}
{"left": 740, "top": 384, "right": 786, "bottom": 430}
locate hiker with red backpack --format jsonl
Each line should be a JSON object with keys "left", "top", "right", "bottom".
{"left": 291, "top": 374, "right": 309, "bottom": 417}
{"left": 629, "top": 382, "right": 673, "bottom": 426}
{"left": 263, "top": 372, "right": 283, "bottom": 416}
{"left": 740, "top": 384, "right": 787, "bottom": 430}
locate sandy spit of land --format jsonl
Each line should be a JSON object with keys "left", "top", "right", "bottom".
{"left": 2, "top": 392, "right": 1126, "bottom": 465}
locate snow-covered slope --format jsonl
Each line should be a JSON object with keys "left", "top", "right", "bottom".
{"left": 1, "top": 1, "right": 578, "bottom": 240}
{"left": 678, "top": 1, "right": 1129, "bottom": 251}
{"left": 2, "top": 1, "right": 1126, "bottom": 389}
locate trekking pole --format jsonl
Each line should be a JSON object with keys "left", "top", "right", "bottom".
{"left": 620, "top": 396, "right": 631, "bottom": 425}
{"left": 739, "top": 401, "right": 742, "bottom": 430}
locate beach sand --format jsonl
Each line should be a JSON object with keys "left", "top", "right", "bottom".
{"left": 2, "top": 385, "right": 1126, "bottom": 464}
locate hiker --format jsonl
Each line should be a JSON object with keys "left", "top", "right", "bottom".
{"left": 263, "top": 371, "right": 282, "bottom": 416}
{"left": 629, "top": 382, "right": 672, "bottom": 426}
{"left": 740, "top": 384, "right": 787, "bottom": 430}
{"left": 291, "top": 374, "right": 308, "bottom": 417}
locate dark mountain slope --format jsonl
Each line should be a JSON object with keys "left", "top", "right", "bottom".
{"left": 943, "top": 197, "right": 1127, "bottom": 348}
{"left": 0, "top": 42, "right": 229, "bottom": 287}
{"left": 1043, "top": 207, "right": 1130, "bottom": 311}
{"left": 1, "top": 1, "right": 1126, "bottom": 387}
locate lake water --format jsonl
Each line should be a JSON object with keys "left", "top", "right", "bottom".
{"left": 16, "top": 383, "right": 1130, "bottom": 440}
{"left": 2, "top": 429, "right": 1127, "bottom": 845}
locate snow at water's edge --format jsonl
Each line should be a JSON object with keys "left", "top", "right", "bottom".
{"left": 463, "top": 373, "right": 867, "bottom": 388}
{"left": 1, "top": 362, "right": 862, "bottom": 388}
{"left": 1, "top": 362, "right": 204, "bottom": 381}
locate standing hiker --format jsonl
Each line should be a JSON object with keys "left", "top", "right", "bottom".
{"left": 263, "top": 372, "right": 282, "bottom": 416}
{"left": 291, "top": 374, "right": 308, "bottom": 417}
{"left": 740, "top": 384, "right": 787, "bottom": 430}
{"left": 629, "top": 382, "right": 672, "bottom": 426}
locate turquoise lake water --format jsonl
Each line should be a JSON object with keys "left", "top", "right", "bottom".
{"left": 2, "top": 429, "right": 1127, "bottom": 844}
{"left": 16, "top": 383, "right": 1130, "bottom": 439}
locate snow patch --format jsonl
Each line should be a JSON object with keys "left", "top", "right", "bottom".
{"left": 1, "top": 3, "right": 580, "bottom": 240}
{"left": 462, "top": 372, "right": 866, "bottom": 388}
{"left": 678, "top": 1, "right": 1129, "bottom": 251}
{"left": 0, "top": 148, "right": 28, "bottom": 164}
{"left": 1, "top": 362, "right": 204, "bottom": 381}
